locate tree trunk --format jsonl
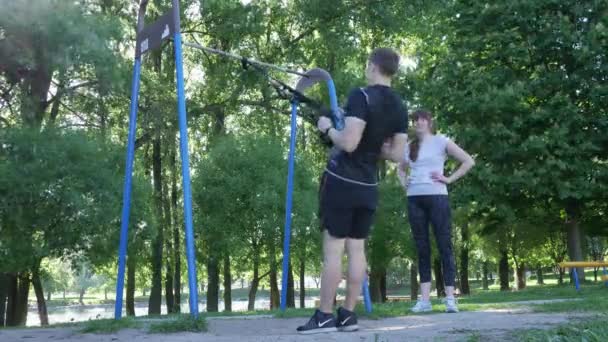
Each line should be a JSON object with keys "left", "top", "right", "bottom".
{"left": 79, "top": 289, "right": 85, "bottom": 305}
{"left": 299, "top": 258, "right": 306, "bottom": 308}
{"left": 380, "top": 269, "right": 387, "bottom": 302}
{"left": 206, "top": 256, "right": 219, "bottom": 312}
{"left": 223, "top": 253, "right": 232, "bottom": 312}
{"left": 558, "top": 267, "right": 565, "bottom": 285}
{"left": 482, "top": 261, "right": 489, "bottom": 290}
{"left": 433, "top": 257, "right": 445, "bottom": 297}
{"left": 410, "top": 264, "right": 419, "bottom": 300}
{"left": 269, "top": 258, "right": 280, "bottom": 310}
{"left": 171, "top": 137, "right": 181, "bottom": 313}
{"left": 13, "top": 272, "right": 30, "bottom": 326}
{"left": 47, "top": 291, "right": 51, "bottom": 302}
{"left": 268, "top": 238, "right": 280, "bottom": 310}
{"left": 19, "top": 65, "right": 53, "bottom": 128}
{"left": 126, "top": 255, "right": 136, "bottom": 316}
{"left": 369, "top": 266, "right": 383, "bottom": 303}
{"left": 594, "top": 268, "right": 598, "bottom": 282}
{"left": 287, "top": 260, "right": 295, "bottom": 308}
{"left": 32, "top": 263, "right": 49, "bottom": 326}
{"left": 499, "top": 249, "right": 510, "bottom": 291}
{"left": 248, "top": 252, "right": 260, "bottom": 311}
{"left": 536, "top": 267, "right": 544, "bottom": 285}
{"left": 515, "top": 262, "right": 526, "bottom": 290}
{"left": 460, "top": 223, "right": 470, "bottom": 295}
{"left": 165, "top": 239, "right": 175, "bottom": 314}
{"left": 0, "top": 273, "right": 7, "bottom": 327}
{"left": 149, "top": 137, "right": 164, "bottom": 315}
{"left": 47, "top": 68, "right": 67, "bottom": 126}
{"left": 164, "top": 179, "right": 175, "bottom": 314}
{"left": 5, "top": 274, "right": 18, "bottom": 326}
{"left": 565, "top": 202, "right": 585, "bottom": 283}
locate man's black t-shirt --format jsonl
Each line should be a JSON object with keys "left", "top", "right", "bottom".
{"left": 326, "top": 85, "right": 408, "bottom": 185}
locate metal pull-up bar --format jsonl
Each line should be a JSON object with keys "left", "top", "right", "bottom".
{"left": 116, "top": 0, "right": 372, "bottom": 321}
{"left": 115, "top": 0, "right": 199, "bottom": 319}
{"left": 183, "top": 42, "right": 308, "bottom": 77}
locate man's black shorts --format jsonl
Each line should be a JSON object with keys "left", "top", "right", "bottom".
{"left": 318, "top": 172, "right": 378, "bottom": 239}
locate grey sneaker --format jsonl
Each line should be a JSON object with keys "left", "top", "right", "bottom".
{"left": 443, "top": 297, "right": 459, "bottom": 313}
{"left": 411, "top": 300, "right": 433, "bottom": 313}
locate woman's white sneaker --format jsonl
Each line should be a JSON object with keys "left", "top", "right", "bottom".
{"left": 444, "top": 297, "right": 459, "bottom": 313}
{"left": 411, "top": 300, "right": 433, "bottom": 313}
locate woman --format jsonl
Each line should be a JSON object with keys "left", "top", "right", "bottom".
{"left": 397, "top": 110, "right": 474, "bottom": 313}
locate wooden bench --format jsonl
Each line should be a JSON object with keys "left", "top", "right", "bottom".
{"left": 559, "top": 261, "right": 608, "bottom": 291}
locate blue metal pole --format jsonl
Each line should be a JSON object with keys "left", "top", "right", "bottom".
{"left": 114, "top": 59, "right": 142, "bottom": 319}
{"left": 573, "top": 268, "right": 580, "bottom": 291}
{"left": 174, "top": 32, "right": 200, "bottom": 318}
{"left": 280, "top": 100, "right": 299, "bottom": 311}
{"left": 172, "top": 0, "right": 199, "bottom": 318}
{"left": 363, "top": 275, "right": 372, "bottom": 313}
{"left": 325, "top": 80, "right": 343, "bottom": 130}
{"left": 603, "top": 267, "right": 608, "bottom": 287}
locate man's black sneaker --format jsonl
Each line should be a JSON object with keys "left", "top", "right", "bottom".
{"left": 296, "top": 309, "right": 338, "bottom": 335}
{"left": 336, "top": 307, "right": 358, "bottom": 332}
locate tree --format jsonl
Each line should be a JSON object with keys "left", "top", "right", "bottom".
{"left": 368, "top": 170, "right": 412, "bottom": 303}
{"left": 192, "top": 133, "right": 317, "bottom": 311}
{"left": 40, "top": 258, "right": 74, "bottom": 301}
{"left": 0, "top": 128, "right": 152, "bottom": 325}
{"left": 410, "top": 0, "right": 608, "bottom": 284}
{"left": 0, "top": 0, "right": 126, "bottom": 129}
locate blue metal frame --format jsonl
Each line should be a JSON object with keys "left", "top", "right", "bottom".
{"left": 172, "top": 0, "right": 199, "bottom": 318}
{"left": 115, "top": 1, "right": 199, "bottom": 319}
{"left": 173, "top": 35, "right": 200, "bottom": 319}
{"left": 114, "top": 59, "right": 142, "bottom": 319}
{"left": 573, "top": 268, "right": 580, "bottom": 291}
{"left": 279, "top": 100, "right": 299, "bottom": 311}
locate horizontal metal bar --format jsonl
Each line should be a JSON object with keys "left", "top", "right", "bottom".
{"left": 183, "top": 42, "right": 308, "bottom": 77}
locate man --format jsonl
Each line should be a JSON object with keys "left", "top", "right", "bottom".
{"left": 297, "top": 48, "right": 408, "bottom": 334}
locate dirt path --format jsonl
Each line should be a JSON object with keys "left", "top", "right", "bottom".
{"left": 0, "top": 309, "right": 590, "bottom": 342}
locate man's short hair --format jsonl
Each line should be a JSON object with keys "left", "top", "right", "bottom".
{"left": 369, "top": 48, "right": 400, "bottom": 77}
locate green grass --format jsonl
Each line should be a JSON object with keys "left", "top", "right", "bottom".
{"left": 148, "top": 314, "right": 207, "bottom": 334}
{"left": 13, "top": 282, "right": 606, "bottom": 335}
{"left": 466, "top": 331, "right": 483, "bottom": 342}
{"left": 458, "top": 284, "right": 605, "bottom": 304}
{"left": 74, "top": 315, "right": 207, "bottom": 334}
{"left": 511, "top": 316, "right": 608, "bottom": 342}
{"left": 79, "top": 317, "right": 141, "bottom": 334}
{"left": 531, "top": 296, "right": 608, "bottom": 314}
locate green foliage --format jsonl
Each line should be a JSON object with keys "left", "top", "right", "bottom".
{"left": 40, "top": 258, "right": 73, "bottom": 295}
{"left": 79, "top": 317, "right": 141, "bottom": 334}
{"left": 0, "top": 0, "right": 128, "bottom": 128}
{"left": 369, "top": 170, "right": 413, "bottom": 268}
{"left": 0, "top": 128, "right": 153, "bottom": 273}
{"left": 192, "top": 133, "right": 318, "bottom": 267}
{"left": 148, "top": 315, "right": 207, "bottom": 334}
{"left": 412, "top": 0, "right": 608, "bottom": 208}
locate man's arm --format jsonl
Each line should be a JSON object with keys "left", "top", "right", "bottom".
{"left": 380, "top": 133, "right": 408, "bottom": 163}
{"left": 317, "top": 88, "right": 368, "bottom": 152}
{"left": 397, "top": 161, "right": 409, "bottom": 189}
{"left": 325, "top": 117, "right": 366, "bottom": 152}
